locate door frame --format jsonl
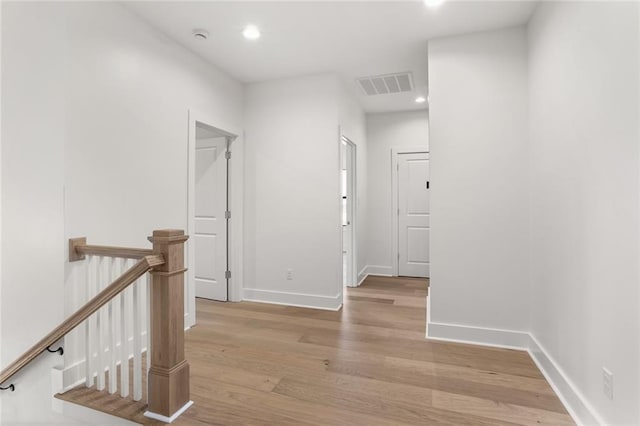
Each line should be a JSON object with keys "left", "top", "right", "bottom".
{"left": 340, "top": 136, "right": 358, "bottom": 288}
{"left": 391, "top": 147, "right": 429, "bottom": 276}
{"left": 187, "top": 110, "right": 244, "bottom": 327}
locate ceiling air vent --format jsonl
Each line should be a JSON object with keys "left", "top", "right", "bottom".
{"left": 357, "top": 72, "right": 414, "bottom": 96}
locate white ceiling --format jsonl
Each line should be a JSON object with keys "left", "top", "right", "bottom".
{"left": 125, "top": 1, "right": 536, "bottom": 113}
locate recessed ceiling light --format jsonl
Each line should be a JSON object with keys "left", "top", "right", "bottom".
{"left": 415, "top": 96, "right": 427, "bottom": 104}
{"left": 193, "top": 29, "right": 209, "bottom": 41}
{"left": 242, "top": 25, "right": 261, "bottom": 40}
{"left": 424, "top": 0, "right": 445, "bottom": 7}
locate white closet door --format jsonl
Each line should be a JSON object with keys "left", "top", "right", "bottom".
{"left": 194, "top": 137, "right": 227, "bottom": 301}
{"left": 398, "top": 152, "right": 430, "bottom": 277}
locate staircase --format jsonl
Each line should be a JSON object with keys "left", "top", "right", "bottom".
{"left": 56, "top": 354, "right": 154, "bottom": 424}
{"left": 0, "top": 229, "right": 192, "bottom": 424}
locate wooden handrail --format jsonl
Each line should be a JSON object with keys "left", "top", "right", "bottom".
{"left": 69, "top": 237, "right": 153, "bottom": 261}
{"left": 0, "top": 254, "right": 165, "bottom": 386}
{"left": 77, "top": 245, "right": 154, "bottom": 259}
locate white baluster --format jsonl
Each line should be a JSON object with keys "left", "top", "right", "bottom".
{"left": 96, "top": 256, "right": 106, "bottom": 391}
{"left": 108, "top": 258, "right": 118, "bottom": 394}
{"left": 146, "top": 273, "right": 151, "bottom": 377}
{"left": 85, "top": 255, "right": 94, "bottom": 387}
{"left": 120, "top": 258, "right": 129, "bottom": 397}
{"left": 132, "top": 272, "right": 143, "bottom": 401}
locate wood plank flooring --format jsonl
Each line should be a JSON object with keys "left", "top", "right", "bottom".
{"left": 58, "top": 276, "right": 574, "bottom": 425}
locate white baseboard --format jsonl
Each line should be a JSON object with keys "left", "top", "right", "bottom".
{"left": 145, "top": 401, "right": 194, "bottom": 424}
{"left": 426, "top": 303, "right": 601, "bottom": 426}
{"left": 364, "top": 265, "right": 394, "bottom": 276}
{"left": 357, "top": 265, "right": 394, "bottom": 285}
{"left": 357, "top": 273, "right": 368, "bottom": 286}
{"left": 528, "top": 334, "right": 602, "bottom": 426}
{"left": 357, "top": 265, "right": 369, "bottom": 286}
{"left": 242, "top": 288, "right": 342, "bottom": 311}
{"left": 426, "top": 321, "right": 531, "bottom": 350}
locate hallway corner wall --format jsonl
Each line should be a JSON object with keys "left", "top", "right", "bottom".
{"left": 427, "top": 26, "right": 530, "bottom": 334}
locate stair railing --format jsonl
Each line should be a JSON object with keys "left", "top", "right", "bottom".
{"left": 66, "top": 239, "right": 152, "bottom": 401}
{"left": 0, "top": 229, "right": 192, "bottom": 423}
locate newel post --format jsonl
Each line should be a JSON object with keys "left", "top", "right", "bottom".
{"left": 145, "top": 229, "right": 192, "bottom": 422}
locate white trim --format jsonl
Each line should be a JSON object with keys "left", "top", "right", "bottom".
{"left": 144, "top": 401, "right": 194, "bottom": 424}
{"left": 357, "top": 265, "right": 394, "bottom": 286}
{"left": 357, "top": 265, "right": 369, "bottom": 286}
{"left": 340, "top": 134, "right": 358, "bottom": 289}
{"left": 425, "top": 312, "right": 602, "bottom": 426}
{"left": 187, "top": 110, "right": 244, "bottom": 314}
{"left": 425, "top": 292, "right": 431, "bottom": 337}
{"left": 426, "top": 322, "right": 531, "bottom": 350}
{"left": 348, "top": 137, "right": 357, "bottom": 289}
{"left": 243, "top": 288, "right": 342, "bottom": 311}
{"left": 528, "top": 334, "right": 603, "bottom": 426}
{"left": 228, "top": 132, "right": 245, "bottom": 302}
{"left": 357, "top": 274, "right": 368, "bottom": 287}
{"left": 391, "top": 146, "right": 429, "bottom": 276}
{"left": 365, "top": 265, "right": 394, "bottom": 276}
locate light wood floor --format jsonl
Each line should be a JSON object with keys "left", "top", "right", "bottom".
{"left": 59, "top": 276, "right": 574, "bottom": 425}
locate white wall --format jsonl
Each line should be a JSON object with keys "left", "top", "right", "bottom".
{"left": 244, "top": 73, "right": 363, "bottom": 309}
{"left": 365, "top": 111, "right": 429, "bottom": 278}
{"left": 0, "top": 0, "right": 4, "bottom": 420}
{"left": 428, "top": 27, "right": 530, "bottom": 331}
{"left": 427, "top": 8, "right": 640, "bottom": 425}
{"left": 528, "top": 3, "right": 639, "bottom": 425}
{"left": 62, "top": 0, "right": 243, "bottom": 379}
{"left": 62, "top": 3, "right": 243, "bottom": 248}
{"left": 1, "top": 3, "right": 68, "bottom": 422}
{"left": 1, "top": 2, "right": 243, "bottom": 423}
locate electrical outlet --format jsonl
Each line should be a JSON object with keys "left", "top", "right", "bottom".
{"left": 286, "top": 269, "right": 293, "bottom": 280}
{"left": 603, "top": 368, "right": 613, "bottom": 400}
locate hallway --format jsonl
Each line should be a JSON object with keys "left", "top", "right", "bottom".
{"left": 173, "top": 276, "right": 573, "bottom": 425}
{"left": 54, "top": 276, "right": 574, "bottom": 425}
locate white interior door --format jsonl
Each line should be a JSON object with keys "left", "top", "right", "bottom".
{"left": 194, "top": 136, "right": 228, "bottom": 301}
{"left": 398, "top": 152, "right": 429, "bottom": 277}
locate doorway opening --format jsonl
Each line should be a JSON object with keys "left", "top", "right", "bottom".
{"left": 392, "top": 148, "right": 430, "bottom": 278}
{"left": 341, "top": 136, "right": 357, "bottom": 288}
{"left": 187, "top": 116, "right": 238, "bottom": 314}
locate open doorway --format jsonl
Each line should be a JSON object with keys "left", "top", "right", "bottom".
{"left": 187, "top": 115, "right": 238, "bottom": 310}
{"left": 341, "top": 136, "right": 357, "bottom": 288}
